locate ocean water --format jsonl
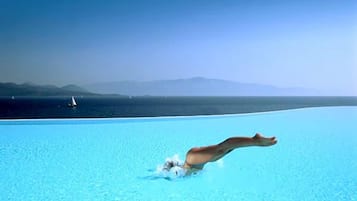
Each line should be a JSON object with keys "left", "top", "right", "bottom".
{"left": 1, "top": 96, "right": 357, "bottom": 119}
{"left": 0, "top": 106, "right": 356, "bottom": 201}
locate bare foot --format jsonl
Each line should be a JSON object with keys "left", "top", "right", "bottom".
{"left": 253, "top": 133, "right": 277, "bottom": 146}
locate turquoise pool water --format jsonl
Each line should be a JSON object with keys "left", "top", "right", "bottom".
{"left": 1, "top": 107, "right": 356, "bottom": 201}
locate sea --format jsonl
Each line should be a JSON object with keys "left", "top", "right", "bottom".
{"left": 0, "top": 96, "right": 356, "bottom": 119}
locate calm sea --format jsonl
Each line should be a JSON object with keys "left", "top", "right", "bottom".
{"left": 0, "top": 96, "right": 356, "bottom": 119}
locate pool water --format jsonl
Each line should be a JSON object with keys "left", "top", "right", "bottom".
{"left": 1, "top": 107, "right": 356, "bottom": 201}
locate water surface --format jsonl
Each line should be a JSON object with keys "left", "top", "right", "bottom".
{"left": 0, "top": 107, "right": 356, "bottom": 200}
{"left": 1, "top": 96, "right": 356, "bottom": 119}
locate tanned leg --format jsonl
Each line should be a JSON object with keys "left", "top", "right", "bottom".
{"left": 183, "top": 133, "right": 277, "bottom": 169}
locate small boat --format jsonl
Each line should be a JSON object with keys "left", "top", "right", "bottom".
{"left": 68, "top": 96, "right": 77, "bottom": 107}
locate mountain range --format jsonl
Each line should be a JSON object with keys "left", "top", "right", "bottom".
{"left": 0, "top": 82, "right": 97, "bottom": 96}
{"left": 0, "top": 77, "right": 320, "bottom": 96}
{"left": 84, "top": 77, "right": 319, "bottom": 96}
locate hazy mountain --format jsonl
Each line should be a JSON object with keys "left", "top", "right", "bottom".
{"left": 0, "top": 82, "right": 98, "bottom": 96}
{"left": 84, "top": 77, "right": 320, "bottom": 96}
{"left": 61, "top": 84, "right": 89, "bottom": 92}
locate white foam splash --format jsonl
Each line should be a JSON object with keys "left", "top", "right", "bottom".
{"left": 165, "top": 154, "right": 183, "bottom": 165}
{"left": 155, "top": 154, "right": 185, "bottom": 178}
{"left": 216, "top": 159, "right": 224, "bottom": 168}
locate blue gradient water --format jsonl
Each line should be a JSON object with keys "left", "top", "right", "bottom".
{"left": 1, "top": 107, "right": 356, "bottom": 201}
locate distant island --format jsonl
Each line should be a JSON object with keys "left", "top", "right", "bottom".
{"left": 0, "top": 82, "right": 97, "bottom": 96}
{"left": 0, "top": 77, "right": 321, "bottom": 97}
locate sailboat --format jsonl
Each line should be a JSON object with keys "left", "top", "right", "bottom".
{"left": 68, "top": 96, "right": 77, "bottom": 107}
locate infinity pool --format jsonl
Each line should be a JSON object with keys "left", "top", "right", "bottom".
{"left": 1, "top": 107, "right": 356, "bottom": 201}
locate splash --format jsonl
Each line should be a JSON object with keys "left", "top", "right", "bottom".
{"left": 216, "top": 159, "right": 224, "bottom": 168}
{"left": 155, "top": 154, "right": 186, "bottom": 179}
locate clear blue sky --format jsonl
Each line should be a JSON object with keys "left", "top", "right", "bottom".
{"left": 0, "top": 0, "right": 356, "bottom": 95}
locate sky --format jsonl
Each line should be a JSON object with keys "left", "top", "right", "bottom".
{"left": 0, "top": 0, "right": 356, "bottom": 95}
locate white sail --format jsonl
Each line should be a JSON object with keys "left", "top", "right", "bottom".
{"left": 71, "top": 96, "right": 77, "bottom": 106}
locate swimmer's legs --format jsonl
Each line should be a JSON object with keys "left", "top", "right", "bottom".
{"left": 184, "top": 133, "right": 277, "bottom": 168}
